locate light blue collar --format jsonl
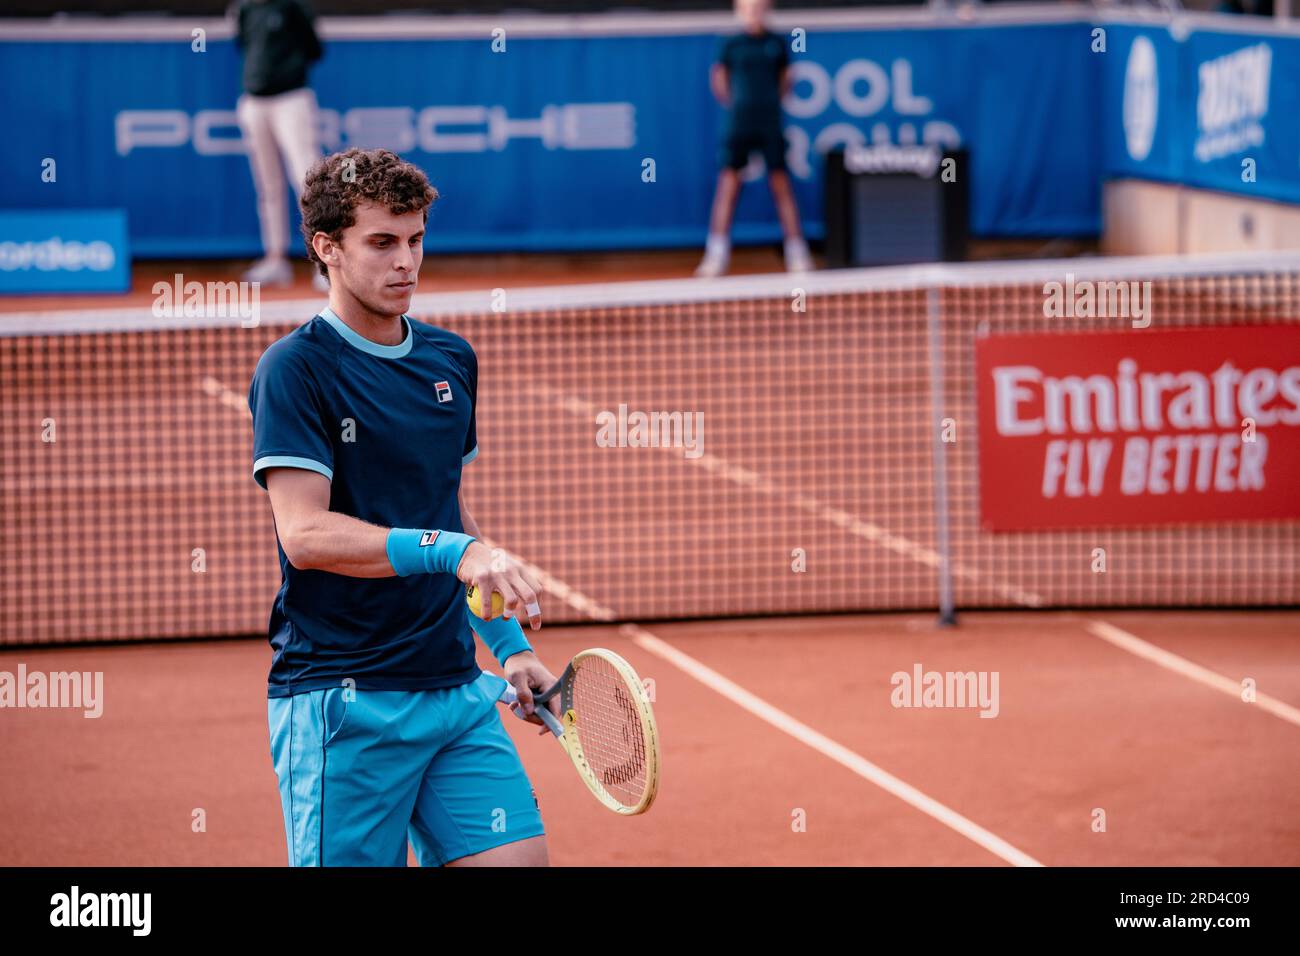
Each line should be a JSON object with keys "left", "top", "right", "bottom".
{"left": 318, "top": 306, "right": 413, "bottom": 359}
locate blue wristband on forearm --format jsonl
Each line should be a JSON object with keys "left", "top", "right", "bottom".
{"left": 467, "top": 611, "right": 534, "bottom": 666}
{"left": 386, "top": 528, "right": 476, "bottom": 577}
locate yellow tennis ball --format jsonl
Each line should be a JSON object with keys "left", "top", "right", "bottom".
{"left": 466, "top": 583, "right": 505, "bottom": 620}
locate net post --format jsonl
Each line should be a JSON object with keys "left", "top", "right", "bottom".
{"left": 926, "top": 285, "right": 957, "bottom": 627}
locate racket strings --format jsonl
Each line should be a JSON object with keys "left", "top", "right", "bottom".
{"left": 570, "top": 657, "right": 648, "bottom": 806}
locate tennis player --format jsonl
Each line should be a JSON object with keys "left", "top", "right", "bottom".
{"left": 696, "top": 0, "right": 813, "bottom": 277}
{"left": 247, "top": 147, "right": 560, "bottom": 867}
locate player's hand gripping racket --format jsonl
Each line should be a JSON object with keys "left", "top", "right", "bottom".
{"left": 499, "top": 648, "right": 659, "bottom": 815}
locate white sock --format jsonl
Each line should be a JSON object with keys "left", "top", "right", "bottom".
{"left": 705, "top": 234, "right": 731, "bottom": 259}
{"left": 783, "top": 236, "right": 809, "bottom": 258}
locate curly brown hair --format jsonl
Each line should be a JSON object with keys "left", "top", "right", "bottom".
{"left": 299, "top": 148, "right": 439, "bottom": 277}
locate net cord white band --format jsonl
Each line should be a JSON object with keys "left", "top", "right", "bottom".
{"left": 4, "top": 249, "right": 1298, "bottom": 337}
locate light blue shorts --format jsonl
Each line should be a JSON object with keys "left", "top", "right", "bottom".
{"left": 267, "top": 671, "right": 545, "bottom": 866}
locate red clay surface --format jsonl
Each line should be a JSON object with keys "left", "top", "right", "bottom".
{"left": 2, "top": 250, "right": 1291, "bottom": 866}
{"left": 0, "top": 610, "right": 1296, "bottom": 867}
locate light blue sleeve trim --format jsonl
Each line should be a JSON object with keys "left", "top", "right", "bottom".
{"left": 252, "top": 455, "right": 334, "bottom": 489}
{"left": 462, "top": 445, "right": 479, "bottom": 465}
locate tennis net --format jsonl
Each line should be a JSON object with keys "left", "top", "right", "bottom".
{"left": 2, "top": 252, "right": 1298, "bottom": 645}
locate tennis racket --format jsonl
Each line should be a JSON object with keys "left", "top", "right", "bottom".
{"left": 498, "top": 648, "right": 659, "bottom": 816}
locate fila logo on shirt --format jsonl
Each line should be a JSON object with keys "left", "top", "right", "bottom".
{"left": 435, "top": 380, "right": 453, "bottom": 403}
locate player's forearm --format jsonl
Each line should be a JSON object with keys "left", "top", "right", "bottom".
{"left": 285, "top": 509, "right": 494, "bottom": 585}
{"left": 278, "top": 510, "right": 397, "bottom": 577}
{"left": 711, "top": 66, "right": 730, "bottom": 105}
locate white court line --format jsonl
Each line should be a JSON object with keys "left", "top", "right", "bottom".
{"left": 484, "top": 540, "right": 1044, "bottom": 867}
{"left": 199, "top": 377, "right": 251, "bottom": 418}
{"left": 623, "top": 623, "right": 1044, "bottom": 867}
{"left": 480, "top": 538, "right": 617, "bottom": 624}
{"left": 1086, "top": 620, "right": 1300, "bottom": 729}
{"left": 529, "top": 384, "right": 1045, "bottom": 608}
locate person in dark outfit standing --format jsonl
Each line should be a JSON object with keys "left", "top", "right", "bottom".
{"left": 233, "top": 0, "right": 326, "bottom": 290}
{"left": 697, "top": 0, "right": 812, "bottom": 277}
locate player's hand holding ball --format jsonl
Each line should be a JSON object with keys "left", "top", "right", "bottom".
{"left": 465, "top": 582, "right": 504, "bottom": 620}
{"left": 457, "top": 541, "right": 544, "bottom": 630}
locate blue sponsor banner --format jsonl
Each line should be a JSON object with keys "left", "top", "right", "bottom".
{"left": 0, "top": 21, "right": 1103, "bottom": 258}
{"left": 1182, "top": 30, "right": 1300, "bottom": 202}
{"left": 1103, "top": 24, "right": 1300, "bottom": 204}
{"left": 0, "top": 209, "right": 130, "bottom": 294}
{"left": 778, "top": 22, "right": 1100, "bottom": 238}
{"left": 1101, "top": 25, "right": 1186, "bottom": 185}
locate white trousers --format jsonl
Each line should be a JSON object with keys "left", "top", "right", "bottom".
{"left": 237, "top": 87, "right": 321, "bottom": 259}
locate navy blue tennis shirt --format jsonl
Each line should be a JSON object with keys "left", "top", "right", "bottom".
{"left": 718, "top": 30, "right": 789, "bottom": 129}
{"left": 248, "top": 307, "right": 481, "bottom": 698}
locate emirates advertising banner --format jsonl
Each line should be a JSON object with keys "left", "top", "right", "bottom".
{"left": 975, "top": 326, "right": 1300, "bottom": 531}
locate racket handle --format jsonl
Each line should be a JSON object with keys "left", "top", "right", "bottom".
{"left": 498, "top": 683, "right": 565, "bottom": 737}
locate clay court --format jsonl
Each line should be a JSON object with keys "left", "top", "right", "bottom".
{"left": 2, "top": 252, "right": 1297, "bottom": 868}
{"left": 1, "top": 609, "right": 1297, "bottom": 866}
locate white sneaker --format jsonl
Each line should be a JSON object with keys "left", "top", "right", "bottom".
{"left": 241, "top": 257, "right": 293, "bottom": 286}
{"left": 784, "top": 238, "right": 814, "bottom": 274}
{"left": 312, "top": 271, "right": 330, "bottom": 293}
{"left": 694, "top": 234, "right": 731, "bottom": 278}
{"left": 694, "top": 251, "right": 729, "bottom": 278}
